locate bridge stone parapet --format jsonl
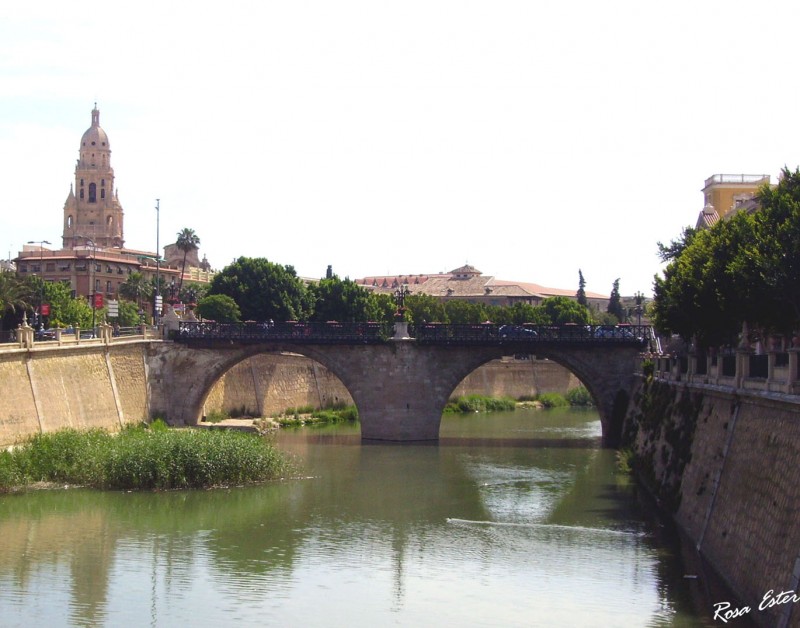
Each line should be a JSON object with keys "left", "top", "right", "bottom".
{"left": 149, "top": 336, "right": 643, "bottom": 445}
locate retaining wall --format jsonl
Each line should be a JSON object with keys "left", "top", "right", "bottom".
{"left": 0, "top": 342, "right": 149, "bottom": 447}
{"left": 624, "top": 377, "right": 800, "bottom": 628}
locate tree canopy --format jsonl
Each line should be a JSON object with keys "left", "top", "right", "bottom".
{"left": 652, "top": 167, "right": 800, "bottom": 346}
{"left": 209, "top": 257, "right": 312, "bottom": 321}
{"left": 196, "top": 294, "right": 241, "bottom": 323}
{"left": 308, "top": 275, "right": 375, "bottom": 322}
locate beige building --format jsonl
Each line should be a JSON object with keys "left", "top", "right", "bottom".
{"left": 15, "top": 106, "right": 213, "bottom": 317}
{"left": 695, "top": 173, "right": 771, "bottom": 229}
{"left": 356, "top": 264, "right": 609, "bottom": 312}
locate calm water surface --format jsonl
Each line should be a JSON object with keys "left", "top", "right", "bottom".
{"left": 0, "top": 409, "right": 740, "bottom": 627}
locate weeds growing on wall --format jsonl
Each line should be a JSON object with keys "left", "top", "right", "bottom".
{"left": 0, "top": 421, "right": 290, "bottom": 492}
{"left": 622, "top": 378, "right": 706, "bottom": 512}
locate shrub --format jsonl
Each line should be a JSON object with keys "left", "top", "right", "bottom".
{"left": 204, "top": 410, "right": 230, "bottom": 424}
{"left": 443, "top": 395, "right": 516, "bottom": 413}
{"left": 565, "top": 386, "right": 593, "bottom": 406}
{"left": 536, "top": 392, "right": 569, "bottom": 408}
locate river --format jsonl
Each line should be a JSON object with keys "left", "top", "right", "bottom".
{"left": 0, "top": 408, "right": 746, "bottom": 627}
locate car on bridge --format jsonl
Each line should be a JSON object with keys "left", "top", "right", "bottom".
{"left": 594, "top": 324, "right": 637, "bottom": 339}
{"left": 499, "top": 325, "right": 538, "bottom": 339}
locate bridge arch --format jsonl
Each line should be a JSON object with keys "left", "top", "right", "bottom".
{"left": 150, "top": 338, "right": 640, "bottom": 446}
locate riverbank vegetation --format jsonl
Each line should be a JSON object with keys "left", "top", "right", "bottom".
{"left": 204, "top": 403, "right": 359, "bottom": 428}
{"left": 444, "top": 387, "right": 593, "bottom": 413}
{"left": 0, "top": 421, "right": 290, "bottom": 493}
{"left": 274, "top": 404, "right": 359, "bottom": 427}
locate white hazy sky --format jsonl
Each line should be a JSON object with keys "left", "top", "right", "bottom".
{"left": 2, "top": 1, "right": 799, "bottom": 297}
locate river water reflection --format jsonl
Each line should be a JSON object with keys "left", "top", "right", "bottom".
{"left": 0, "top": 409, "right": 735, "bottom": 627}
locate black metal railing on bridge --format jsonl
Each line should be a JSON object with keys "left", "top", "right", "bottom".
{"left": 172, "top": 321, "right": 394, "bottom": 344}
{"left": 413, "top": 323, "right": 651, "bottom": 346}
{"left": 172, "top": 321, "right": 653, "bottom": 348}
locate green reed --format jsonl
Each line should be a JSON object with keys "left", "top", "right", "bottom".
{"left": 0, "top": 422, "right": 290, "bottom": 492}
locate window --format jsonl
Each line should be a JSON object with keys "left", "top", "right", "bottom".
{"left": 20, "top": 264, "right": 27, "bottom": 273}
{"left": 67, "top": 215, "right": 73, "bottom": 228}
{"left": 89, "top": 183, "right": 97, "bottom": 203}
{"left": 95, "top": 279, "right": 101, "bottom": 292}
{"left": 106, "top": 281, "right": 113, "bottom": 293}
{"left": 45, "top": 263, "right": 55, "bottom": 272}
{"left": 101, "top": 189, "right": 105, "bottom": 199}
{"left": 80, "top": 189, "right": 84, "bottom": 199}
{"left": 95, "top": 263, "right": 101, "bottom": 272}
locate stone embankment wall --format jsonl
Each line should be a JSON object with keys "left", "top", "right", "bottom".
{"left": 0, "top": 343, "right": 149, "bottom": 447}
{"left": 623, "top": 378, "right": 800, "bottom": 628}
{"left": 202, "top": 354, "right": 581, "bottom": 417}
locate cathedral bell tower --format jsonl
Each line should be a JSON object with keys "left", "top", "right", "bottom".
{"left": 62, "top": 105, "right": 125, "bottom": 249}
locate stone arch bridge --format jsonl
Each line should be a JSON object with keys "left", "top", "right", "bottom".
{"left": 149, "top": 322, "right": 651, "bottom": 446}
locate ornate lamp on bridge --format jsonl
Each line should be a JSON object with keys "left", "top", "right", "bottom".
{"left": 393, "top": 284, "right": 412, "bottom": 340}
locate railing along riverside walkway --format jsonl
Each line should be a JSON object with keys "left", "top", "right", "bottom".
{"left": 171, "top": 321, "right": 654, "bottom": 349}
{"left": 0, "top": 324, "right": 161, "bottom": 351}
{"left": 649, "top": 345, "right": 800, "bottom": 396}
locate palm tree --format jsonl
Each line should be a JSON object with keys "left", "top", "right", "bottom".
{"left": 119, "top": 271, "right": 152, "bottom": 312}
{"left": 175, "top": 228, "right": 201, "bottom": 294}
{"left": 0, "top": 269, "right": 34, "bottom": 332}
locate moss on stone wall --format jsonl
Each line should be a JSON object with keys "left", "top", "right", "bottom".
{"left": 622, "top": 378, "right": 706, "bottom": 513}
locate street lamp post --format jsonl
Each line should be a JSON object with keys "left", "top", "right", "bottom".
{"left": 155, "top": 199, "right": 161, "bottom": 325}
{"left": 27, "top": 240, "right": 51, "bottom": 331}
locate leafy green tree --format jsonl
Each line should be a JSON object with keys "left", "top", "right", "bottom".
{"left": 607, "top": 278, "right": 624, "bottom": 322}
{"left": 404, "top": 293, "right": 448, "bottom": 324}
{"left": 657, "top": 227, "right": 697, "bottom": 263}
{"left": 209, "top": 257, "right": 311, "bottom": 321}
{"left": 751, "top": 167, "right": 800, "bottom": 330}
{"left": 309, "top": 275, "right": 374, "bottom": 322}
{"left": 489, "top": 302, "right": 550, "bottom": 325}
{"left": 653, "top": 210, "right": 762, "bottom": 346}
{"left": 540, "top": 296, "right": 591, "bottom": 325}
{"left": 366, "top": 292, "right": 396, "bottom": 323}
{"left": 576, "top": 270, "right": 587, "bottom": 307}
{"left": 116, "top": 300, "right": 143, "bottom": 326}
{"left": 196, "top": 294, "right": 241, "bottom": 323}
{"left": 443, "top": 300, "right": 487, "bottom": 324}
{"left": 175, "top": 228, "right": 201, "bottom": 293}
{"left": 39, "top": 281, "right": 95, "bottom": 328}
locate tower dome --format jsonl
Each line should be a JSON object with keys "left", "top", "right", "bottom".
{"left": 80, "top": 105, "right": 110, "bottom": 151}
{"left": 63, "top": 105, "right": 124, "bottom": 249}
